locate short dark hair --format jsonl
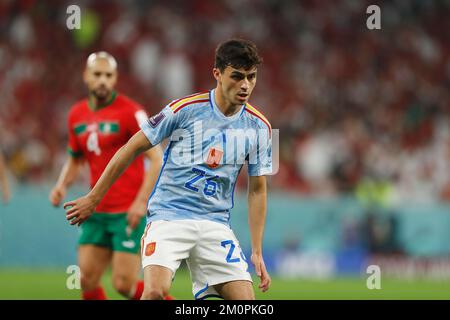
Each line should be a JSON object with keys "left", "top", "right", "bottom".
{"left": 214, "top": 39, "right": 262, "bottom": 72}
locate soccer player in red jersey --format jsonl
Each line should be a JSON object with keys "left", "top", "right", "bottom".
{"left": 0, "top": 150, "right": 10, "bottom": 204}
{"left": 49, "top": 52, "right": 167, "bottom": 300}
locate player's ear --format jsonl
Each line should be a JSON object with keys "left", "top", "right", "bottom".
{"left": 82, "top": 68, "right": 89, "bottom": 85}
{"left": 213, "top": 68, "right": 221, "bottom": 81}
{"left": 111, "top": 70, "right": 118, "bottom": 85}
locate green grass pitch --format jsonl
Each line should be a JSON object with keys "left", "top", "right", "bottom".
{"left": 0, "top": 268, "right": 449, "bottom": 300}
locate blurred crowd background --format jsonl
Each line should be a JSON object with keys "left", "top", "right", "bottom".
{"left": 1, "top": 0, "right": 449, "bottom": 206}
{"left": 1, "top": 1, "right": 450, "bottom": 284}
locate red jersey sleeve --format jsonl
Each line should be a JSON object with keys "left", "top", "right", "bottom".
{"left": 67, "top": 108, "right": 83, "bottom": 158}
{"left": 126, "top": 103, "right": 148, "bottom": 137}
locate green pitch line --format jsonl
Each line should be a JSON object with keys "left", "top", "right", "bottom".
{"left": 0, "top": 268, "right": 449, "bottom": 300}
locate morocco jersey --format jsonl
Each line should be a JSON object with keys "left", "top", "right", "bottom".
{"left": 140, "top": 90, "right": 272, "bottom": 226}
{"left": 67, "top": 91, "right": 148, "bottom": 213}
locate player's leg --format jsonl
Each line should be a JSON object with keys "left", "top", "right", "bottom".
{"left": 141, "top": 265, "right": 174, "bottom": 300}
{"left": 78, "top": 245, "right": 112, "bottom": 299}
{"left": 111, "top": 251, "right": 143, "bottom": 299}
{"left": 78, "top": 213, "right": 113, "bottom": 300}
{"left": 140, "top": 220, "right": 197, "bottom": 300}
{"left": 213, "top": 280, "right": 255, "bottom": 300}
{"left": 109, "top": 213, "right": 146, "bottom": 299}
{"left": 188, "top": 220, "right": 254, "bottom": 300}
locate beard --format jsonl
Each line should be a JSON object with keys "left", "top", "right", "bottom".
{"left": 92, "top": 86, "right": 111, "bottom": 101}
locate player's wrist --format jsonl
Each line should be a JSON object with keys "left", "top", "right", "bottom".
{"left": 134, "top": 196, "right": 148, "bottom": 205}
{"left": 54, "top": 181, "right": 66, "bottom": 189}
{"left": 251, "top": 249, "right": 263, "bottom": 256}
{"left": 86, "top": 192, "right": 101, "bottom": 205}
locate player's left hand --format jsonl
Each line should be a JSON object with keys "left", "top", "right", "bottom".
{"left": 127, "top": 199, "right": 147, "bottom": 230}
{"left": 251, "top": 253, "right": 271, "bottom": 292}
{"left": 64, "top": 195, "right": 97, "bottom": 226}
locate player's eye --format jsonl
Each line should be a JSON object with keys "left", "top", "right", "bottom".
{"left": 94, "top": 72, "right": 101, "bottom": 77}
{"left": 231, "top": 74, "right": 244, "bottom": 81}
{"left": 248, "top": 74, "right": 256, "bottom": 80}
{"left": 106, "top": 73, "right": 112, "bottom": 78}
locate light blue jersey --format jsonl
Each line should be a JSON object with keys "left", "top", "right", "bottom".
{"left": 140, "top": 89, "right": 272, "bottom": 226}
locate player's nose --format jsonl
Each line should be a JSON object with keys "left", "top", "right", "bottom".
{"left": 241, "top": 79, "right": 250, "bottom": 90}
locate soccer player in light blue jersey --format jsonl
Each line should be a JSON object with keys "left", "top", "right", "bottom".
{"left": 64, "top": 39, "right": 273, "bottom": 300}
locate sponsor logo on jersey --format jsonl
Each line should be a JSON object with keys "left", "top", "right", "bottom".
{"left": 148, "top": 112, "right": 165, "bottom": 128}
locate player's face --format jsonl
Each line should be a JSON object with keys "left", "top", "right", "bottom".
{"left": 214, "top": 66, "right": 257, "bottom": 106}
{"left": 83, "top": 58, "right": 117, "bottom": 100}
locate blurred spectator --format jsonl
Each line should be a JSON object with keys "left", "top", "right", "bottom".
{"left": 0, "top": 0, "right": 449, "bottom": 205}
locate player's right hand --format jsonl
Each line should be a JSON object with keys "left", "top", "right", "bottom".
{"left": 2, "top": 187, "right": 10, "bottom": 204}
{"left": 63, "top": 195, "right": 97, "bottom": 226}
{"left": 49, "top": 186, "right": 66, "bottom": 207}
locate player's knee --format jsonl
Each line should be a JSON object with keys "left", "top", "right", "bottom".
{"left": 141, "top": 287, "right": 167, "bottom": 300}
{"left": 214, "top": 281, "right": 255, "bottom": 300}
{"left": 242, "top": 291, "right": 256, "bottom": 300}
{"left": 80, "top": 272, "right": 100, "bottom": 291}
{"left": 112, "top": 275, "right": 133, "bottom": 297}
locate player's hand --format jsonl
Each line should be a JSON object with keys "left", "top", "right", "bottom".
{"left": 251, "top": 253, "right": 271, "bottom": 293}
{"left": 127, "top": 199, "right": 147, "bottom": 231}
{"left": 49, "top": 185, "right": 66, "bottom": 207}
{"left": 2, "top": 187, "right": 10, "bottom": 204}
{"left": 2, "top": 189, "right": 11, "bottom": 204}
{"left": 63, "top": 195, "right": 97, "bottom": 226}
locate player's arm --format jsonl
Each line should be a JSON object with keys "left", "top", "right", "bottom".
{"left": 49, "top": 156, "right": 83, "bottom": 207}
{"left": 248, "top": 175, "right": 271, "bottom": 292}
{"left": 0, "top": 152, "right": 10, "bottom": 204}
{"left": 64, "top": 130, "right": 152, "bottom": 226}
{"left": 126, "top": 145, "right": 163, "bottom": 230}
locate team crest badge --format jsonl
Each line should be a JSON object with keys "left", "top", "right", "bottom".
{"left": 145, "top": 242, "right": 156, "bottom": 256}
{"left": 206, "top": 147, "right": 223, "bottom": 169}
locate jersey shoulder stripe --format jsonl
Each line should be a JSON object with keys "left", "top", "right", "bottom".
{"left": 173, "top": 98, "right": 210, "bottom": 114}
{"left": 169, "top": 91, "right": 206, "bottom": 107}
{"left": 169, "top": 92, "right": 209, "bottom": 113}
{"left": 245, "top": 103, "right": 272, "bottom": 134}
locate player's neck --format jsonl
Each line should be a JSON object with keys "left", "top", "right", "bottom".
{"left": 214, "top": 89, "right": 242, "bottom": 117}
{"left": 88, "top": 91, "right": 117, "bottom": 111}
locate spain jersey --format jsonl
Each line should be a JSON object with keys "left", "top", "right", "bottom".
{"left": 67, "top": 91, "right": 148, "bottom": 213}
{"left": 140, "top": 89, "right": 272, "bottom": 226}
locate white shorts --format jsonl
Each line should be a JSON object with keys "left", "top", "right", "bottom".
{"left": 141, "top": 219, "right": 252, "bottom": 299}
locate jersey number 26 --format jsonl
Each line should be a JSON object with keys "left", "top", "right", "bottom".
{"left": 184, "top": 167, "right": 218, "bottom": 196}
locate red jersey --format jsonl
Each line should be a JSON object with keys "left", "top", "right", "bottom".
{"left": 67, "top": 92, "right": 148, "bottom": 213}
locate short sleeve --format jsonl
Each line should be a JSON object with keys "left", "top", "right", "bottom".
{"left": 128, "top": 106, "right": 148, "bottom": 135}
{"left": 67, "top": 112, "right": 83, "bottom": 158}
{"left": 248, "top": 127, "right": 272, "bottom": 176}
{"left": 140, "top": 105, "right": 181, "bottom": 146}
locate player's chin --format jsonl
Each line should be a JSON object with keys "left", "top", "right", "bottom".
{"left": 94, "top": 89, "right": 110, "bottom": 100}
{"left": 235, "top": 96, "right": 248, "bottom": 105}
